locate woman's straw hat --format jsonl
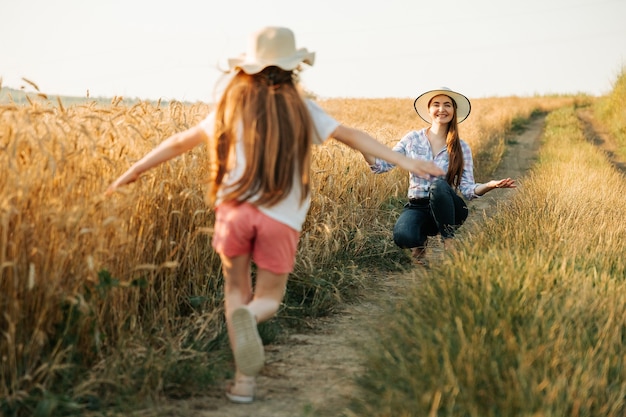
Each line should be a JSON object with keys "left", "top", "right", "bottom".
{"left": 226, "top": 26, "right": 315, "bottom": 74}
{"left": 413, "top": 87, "right": 471, "bottom": 123}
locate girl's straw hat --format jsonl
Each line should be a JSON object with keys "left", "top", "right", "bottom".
{"left": 227, "top": 27, "right": 315, "bottom": 74}
{"left": 413, "top": 87, "right": 471, "bottom": 123}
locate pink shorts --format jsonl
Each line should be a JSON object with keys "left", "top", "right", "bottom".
{"left": 212, "top": 201, "right": 300, "bottom": 274}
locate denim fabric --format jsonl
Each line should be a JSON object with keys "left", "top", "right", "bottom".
{"left": 393, "top": 178, "right": 469, "bottom": 248}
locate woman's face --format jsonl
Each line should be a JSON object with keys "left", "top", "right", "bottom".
{"left": 428, "top": 94, "right": 456, "bottom": 124}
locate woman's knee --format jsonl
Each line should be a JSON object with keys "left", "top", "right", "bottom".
{"left": 393, "top": 227, "right": 423, "bottom": 249}
{"left": 429, "top": 178, "right": 452, "bottom": 198}
{"left": 393, "top": 208, "right": 428, "bottom": 248}
{"left": 393, "top": 231, "right": 409, "bottom": 248}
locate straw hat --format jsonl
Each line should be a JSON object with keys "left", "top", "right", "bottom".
{"left": 413, "top": 87, "right": 471, "bottom": 123}
{"left": 226, "top": 26, "right": 315, "bottom": 74}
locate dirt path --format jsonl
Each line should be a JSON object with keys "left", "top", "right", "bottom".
{"left": 149, "top": 116, "right": 547, "bottom": 417}
{"left": 577, "top": 108, "right": 626, "bottom": 175}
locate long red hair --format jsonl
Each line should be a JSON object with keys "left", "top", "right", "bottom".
{"left": 430, "top": 95, "right": 464, "bottom": 189}
{"left": 207, "top": 66, "right": 313, "bottom": 207}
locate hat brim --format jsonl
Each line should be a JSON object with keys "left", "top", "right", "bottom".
{"left": 227, "top": 49, "right": 315, "bottom": 74}
{"left": 413, "top": 88, "right": 471, "bottom": 124}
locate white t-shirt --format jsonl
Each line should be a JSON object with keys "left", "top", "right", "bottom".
{"left": 198, "top": 99, "right": 340, "bottom": 232}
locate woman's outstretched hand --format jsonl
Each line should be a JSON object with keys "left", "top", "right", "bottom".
{"left": 491, "top": 178, "right": 516, "bottom": 189}
{"left": 474, "top": 177, "right": 516, "bottom": 196}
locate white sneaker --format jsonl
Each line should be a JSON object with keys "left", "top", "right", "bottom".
{"left": 225, "top": 374, "right": 256, "bottom": 404}
{"left": 231, "top": 307, "right": 265, "bottom": 376}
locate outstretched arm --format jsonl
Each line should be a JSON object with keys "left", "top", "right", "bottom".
{"left": 474, "top": 178, "right": 516, "bottom": 196}
{"left": 331, "top": 125, "right": 444, "bottom": 178}
{"left": 105, "top": 126, "right": 208, "bottom": 195}
{"left": 361, "top": 150, "right": 377, "bottom": 166}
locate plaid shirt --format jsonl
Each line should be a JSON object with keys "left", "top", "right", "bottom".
{"left": 370, "top": 128, "right": 480, "bottom": 200}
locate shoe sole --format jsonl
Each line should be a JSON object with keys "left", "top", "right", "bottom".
{"left": 232, "top": 307, "right": 265, "bottom": 376}
{"left": 226, "top": 390, "right": 254, "bottom": 404}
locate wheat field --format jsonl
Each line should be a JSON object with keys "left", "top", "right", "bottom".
{"left": 352, "top": 72, "right": 626, "bottom": 416}
{"left": 0, "top": 90, "right": 584, "bottom": 414}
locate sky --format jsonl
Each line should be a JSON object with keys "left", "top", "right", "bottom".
{"left": 2, "top": 0, "right": 625, "bottom": 102}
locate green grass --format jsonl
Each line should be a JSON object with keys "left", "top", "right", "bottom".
{"left": 351, "top": 106, "right": 626, "bottom": 417}
{"left": 595, "top": 67, "right": 626, "bottom": 159}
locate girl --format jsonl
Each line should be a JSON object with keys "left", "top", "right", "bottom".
{"left": 106, "top": 27, "right": 444, "bottom": 403}
{"left": 362, "top": 87, "right": 515, "bottom": 265}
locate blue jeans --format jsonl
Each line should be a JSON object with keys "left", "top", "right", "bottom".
{"left": 393, "top": 178, "right": 469, "bottom": 248}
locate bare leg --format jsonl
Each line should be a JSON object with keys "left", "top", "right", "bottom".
{"left": 248, "top": 268, "right": 289, "bottom": 323}
{"left": 411, "top": 244, "right": 428, "bottom": 266}
{"left": 411, "top": 246, "right": 426, "bottom": 258}
{"left": 221, "top": 254, "right": 289, "bottom": 346}
{"left": 221, "top": 254, "right": 254, "bottom": 351}
{"left": 222, "top": 253, "right": 289, "bottom": 384}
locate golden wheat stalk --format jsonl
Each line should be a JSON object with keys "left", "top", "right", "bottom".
{"left": 21, "top": 77, "right": 40, "bottom": 91}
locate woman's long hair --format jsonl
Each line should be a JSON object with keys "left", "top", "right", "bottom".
{"left": 435, "top": 96, "right": 464, "bottom": 189}
{"left": 207, "top": 66, "right": 313, "bottom": 207}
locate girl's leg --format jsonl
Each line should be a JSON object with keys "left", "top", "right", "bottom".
{"left": 215, "top": 202, "right": 294, "bottom": 401}
{"left": 221, "top": 253, "right": 267, "bottom": 380}
{"left": 220, "top": 229, "right": 291, "bottom": 379}
{"left": 220, "top": 253, "right": 253, "bottom": 351}
{"left": 244, "top": 209, "right": 296, "bottom": 322}
{"left": 248, "top": 268, "right": 289, "bottom": 323}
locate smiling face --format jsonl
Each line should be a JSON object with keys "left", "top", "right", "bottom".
{"left": 428, "top": 94, "right": 457, "bottom": 124}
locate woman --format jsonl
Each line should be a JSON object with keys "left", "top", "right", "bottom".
{"left": 106, "top": 27, "right": 444, "bottom": 403}
{"left": 362, "top": 87, "right": 515, "bottom": 265}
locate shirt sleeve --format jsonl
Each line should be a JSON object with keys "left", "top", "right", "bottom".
{"left": 459, "top": 140, "right": 480, "bottom": 200}
{"left": 197, "top": 111, "right": 216, "bottom": 139}
{"left": 306, "top": 99, "right": 340, "bottom": 145}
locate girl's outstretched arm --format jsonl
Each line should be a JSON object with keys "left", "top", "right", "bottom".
{"left": 105, "top": 126, "right": 207, "bottom": 195}
{"left": 331, "top": 125, "right": 445, "bottom": 178}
